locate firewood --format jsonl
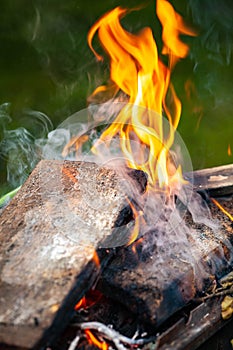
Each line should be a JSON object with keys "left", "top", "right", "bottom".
{"left": 0, "top": 160, "right": 144, "bottom": 349}
{"left": 100, "top": 196, "right": 233, "bottom": 327}
{"left": 192, "top": 163, "right": 233, "bottom": 197}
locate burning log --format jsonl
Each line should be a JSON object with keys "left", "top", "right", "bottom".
{"left": 0, "top": 159, "right": 146, "bottom": 349}
{"left": 0, "top": 0, "right": 232, "bottom": 347}
{"left": 0, "top": 161, "right": 232, "bottom": 350}
{"left": 100, "top": 194, "right": 233, "bottom": 328}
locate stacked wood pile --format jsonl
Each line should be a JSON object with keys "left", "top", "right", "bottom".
{"left": 0, "top": 160, "right": 232, "bottom": 349}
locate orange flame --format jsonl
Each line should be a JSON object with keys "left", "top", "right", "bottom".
{"left": 228, "top": 144, "right": 232, "bottom": 156}
{"left": 74, "top": 296, "right": 86, "bottom": 311}
{"left": 74, "top": 252, "right": 101, "bottom": 311}
{"left": 211, "top": 198, "right": 233, "bottom": 222}
{"left": 85, "top": 329, "right": 108, "bottom": 350}
{"left": 126, "top": 200, "right": 142, "bottom": 246}
{"left": 87, "top": 0, "right": 196, "bottom": 190}
{"left": 74, "top": 289, "right": 103, "bottom": 311}
{"left": 92, "top": 250, "right": 100, "bottom": 268}
{"left": 62, "top": 134, "right": 89, "bottom": 158}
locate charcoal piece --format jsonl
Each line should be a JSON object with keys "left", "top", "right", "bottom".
{"left": 100, "top": 197, "right": 233, "bottom": 327}
{"left": 126, "top": 169, "right": 148, "bottom": 194}
{"left": 0, "top": 160, "right": 135, "bottom": 349}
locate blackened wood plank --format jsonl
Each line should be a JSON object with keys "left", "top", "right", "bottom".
{"left": 153, "top": 297, "right": 232, "bottom": 350}
{"left": 100, "top": 197, "right": 233, "bottom": 328}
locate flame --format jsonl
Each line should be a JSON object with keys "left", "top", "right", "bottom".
{"left": 75, "top": 289, "right": 103, "bottom": 311}
{"left": 131, "top": 236, "right": 144, "bottom": 255}
{"left": 87, "top": 0, "right": 196, "bottom": 190}
{"left": 74, "top": 296, "right": 86, "bottom": 311}
{"left": 126, "top": 200, "right": 141, "bottom": 246}
{"left": 62, "top": 134, "right": 89, "bottom": 158}
{"left": 62, "top": 1, "right": 196, "bottom": 246}
{"left": 74, "top": 252, "right": 101, "bottom": 311}
{"left": 92, "top": 250, "right": 100, "bottom": 268}
{"left": 211, "top": 198, "right": 233, "bottom": 222}
{"left": 85, "top": 329, "right": 108, "bottom": 350}
{"left": 228, "top": 144, "right": 232, "bottom": 156}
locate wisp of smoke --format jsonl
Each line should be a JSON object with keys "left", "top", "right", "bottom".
{"left": 0, "top": 103, "right": 53, "bottom": 188}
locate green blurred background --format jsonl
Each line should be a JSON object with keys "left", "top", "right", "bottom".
{"left": 0, "top": 0, "right": 232, "bottom": 196}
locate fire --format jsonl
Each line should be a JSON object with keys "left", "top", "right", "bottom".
{"left": 228, "top": 144, "right": 232, "bottom": 156}
{"left": 62, "top": 135, "right": 89, "bottom": 158}
{"left": 74, "top": 253, "right": 101, "bottom": 311}
{"left": 92, "top": 250, "right": 100, "bottom": 268}
{"left": 211, "top": 198, "right": 233, "bottom": 222}
{"left": 85, "top": 329, "right": 108, "bottom": 350}
{"left": 87, "top": 0, "right": 196, "bottom": 190}
{"left": 74, "top": 296, "right": 86, "bottom": 311}
{"left": 74, "top": 253, "right": 101, "bottom": 312}
{"left": 62, "top": 1, "right": 197, "bottom": 245}
{"left": 62, "top": 167, "right": 78, "bottom": 184}
{"left": 74, "top": 289, "right": 103, "bottom": 311}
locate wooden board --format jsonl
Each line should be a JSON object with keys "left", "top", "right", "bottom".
{"left": 0, "top": 160, "right": 140, "bottom": 349}
{"left": 148, "top": 297, "right": 233, "bottom": 350}
{"left": 0, "top": 161, "right": 232, "bottom": 348}
{"left": 100, "top": 197, "right": 233, "bottom": 327}
{"left": 192, "top": 163, "right": 233, "bottom": 197}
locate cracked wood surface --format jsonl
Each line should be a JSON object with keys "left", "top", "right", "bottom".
{"left": 0, "top": 160, "right": 132, "bottom": 349}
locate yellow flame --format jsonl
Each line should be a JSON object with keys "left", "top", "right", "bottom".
{"left": 85, "top": 329, "right": 108, "bottom": 350}
{"left": 87, "top": 1, "right": 196, "bottom": 190}
{"left": 211, "top": 198, "right": 233, "bottom": 222}
{"left": 61, "top": 2, "right": 197, "bottom": 245}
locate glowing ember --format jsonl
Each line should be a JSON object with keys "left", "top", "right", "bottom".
{"left": 87, "top": 0, "right": 196, "bottom": 190}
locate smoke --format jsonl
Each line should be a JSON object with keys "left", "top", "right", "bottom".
{"left": 0, "top": 103, "right": 53, "bottom": 188}
{"left": 1, "top": 99, "right": 230, "bottom": 289}
{"left": 39, "top": 101, "right": 233, "bottom": 290}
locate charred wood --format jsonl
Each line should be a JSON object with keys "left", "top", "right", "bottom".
{"left": 100, "top": 197, "right": 233, "bottom": 327}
